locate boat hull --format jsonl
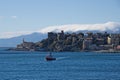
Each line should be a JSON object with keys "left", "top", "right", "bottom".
{"left": 46, "top": 57, "right": 56, "bottom": 61}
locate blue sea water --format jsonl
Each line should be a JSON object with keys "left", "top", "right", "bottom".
{"left": 0, "top": 50, "right": 120, "bottom": 80}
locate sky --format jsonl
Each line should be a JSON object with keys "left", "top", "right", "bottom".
{"left": 0, "top": 0, "right": 120, "bottom": 38}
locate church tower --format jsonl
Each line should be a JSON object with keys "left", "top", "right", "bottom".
{"left": 23, "top": 38, "right": 25, "bottom": 43}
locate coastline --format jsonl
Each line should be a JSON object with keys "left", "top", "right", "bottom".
{"left": 6, "top": 47, "right": 120, "bottom": 53}
{"left": 93, "top": 50, "right": 120, "bottom": 53}
{"left": 5, "top": 31, "right": 120, "bottom": 53}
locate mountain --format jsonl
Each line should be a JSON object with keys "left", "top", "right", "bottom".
{"left": 0, "top": 22, "right": 120, "bottom": 47}
{"left": 0, "top": 33, "right": 47, "bottom": 47}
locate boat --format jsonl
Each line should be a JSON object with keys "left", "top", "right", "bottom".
{"left": 45, "top": 52, "right": 56, "bottom": 61}
{"left": 46, "top": 56, "right": 56, "bottom": 61}
{"left": 45, "top": 38, "right": 56, "bottom": 61}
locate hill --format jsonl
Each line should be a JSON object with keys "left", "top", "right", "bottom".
{"left": 0, "top": 33, "right": 47, "bottom": 47}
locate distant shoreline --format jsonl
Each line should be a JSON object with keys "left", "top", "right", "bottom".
{"left": 4, "top": 48, "right": 120, "bottom": 53}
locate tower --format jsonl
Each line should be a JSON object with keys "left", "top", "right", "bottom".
{"left": 23, "top": 38, "right": 25, "bottom": 43}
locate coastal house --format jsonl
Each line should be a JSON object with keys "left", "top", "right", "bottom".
{"left": 82, "top": 38, "right": 93, "bottom": 50}
{"left": 17, "top": 39, "right": 35, "bottom": 51}
{"left": 111, "top": 34, "right": 120, "bottom": 45}
{"left": 96, "top": 38, "right": 104, "bottom": 45}
{"left": 107, "top": 36, "right": 111, "bottom": 45}
{"left": 99, "top": 45, "right": 113, "bottom": 50}
{"left": 116, "top": 45, "right": 120, "bottom": 50}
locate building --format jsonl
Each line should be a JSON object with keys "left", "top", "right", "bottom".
{"left": 107, "top": 36, "right": 111, "bottom": 45}
{"left": 17, "top": 39, "right": 35, "bottom": 50}
{"left": 111, "top": 34, "right": 120, "bottom": 45}
{"left": 48, "top": 32, "right": 57, "bottom": 41}
{"left": 82, "top": 38, "right": 93, "bottom": 50}
{"left": 96, "top": 38, "right": 104, "bottom": 45}
{"left": 57, "top": 30, "right": 65, "bottom": 41}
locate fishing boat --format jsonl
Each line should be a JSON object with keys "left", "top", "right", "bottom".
{"left": 45, "top": 52, "right": 56, "bottom": 61}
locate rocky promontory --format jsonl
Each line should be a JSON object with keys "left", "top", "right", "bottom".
{"left": 12, "top": 30, "right": 120, "bottom": 52}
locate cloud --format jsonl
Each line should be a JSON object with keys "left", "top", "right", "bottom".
{"left": 0, "top": 16, "right": 4, "bottom": 19}
{"left": 0, "top": 21, "right": 120, "bottom": 39}
{"left": 39, "top": 22, "right": 120, "bottom": 33}
{"left": 11, "top": 16, "right": 17, "bottom": 19}
{"left": 0, "top": 16, "right": 17, "bottom": 19}
{"left": 0, "top": 31, "right": 34, "bottom": 39}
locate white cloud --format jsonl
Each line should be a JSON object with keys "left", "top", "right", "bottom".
{"left": 11, "top": 16, "right": 17, "bottom": 19}
{"left": 39, "top": 22, "right": 120, "bottom": 33}
{"left": 0, "top": 16, "right": 17, "bottom": 19}
{"left": 0, "top": 16, "right": 4, "bottom": 19}
{"left": 0, "top": 21, "right": 120, "bottom": 39}
{"left": 0, "top": 31, "right": 34, "bottom": 39}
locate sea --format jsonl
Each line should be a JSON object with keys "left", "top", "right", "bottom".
{"left": 0, "top": 48, "right": 120, "bottom": 80}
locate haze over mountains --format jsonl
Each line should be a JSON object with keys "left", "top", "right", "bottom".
{"left": 0, "top": 22, "right": 120, "bottom": 47}
{"left": 0, "top": 33, "right": 47, "bottom": 47}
